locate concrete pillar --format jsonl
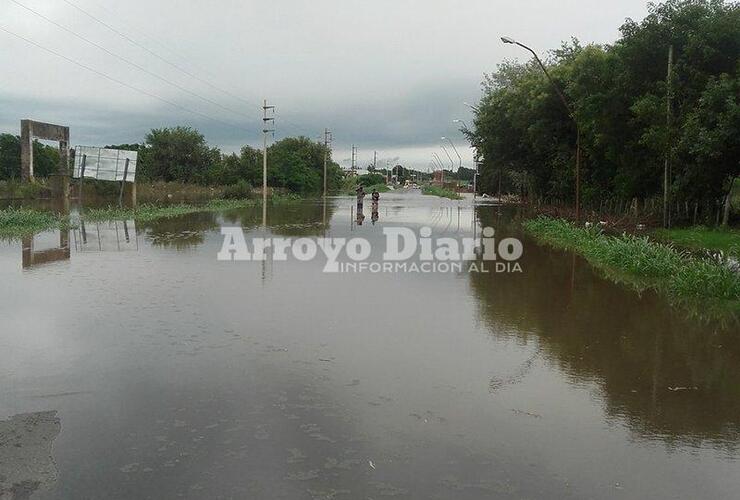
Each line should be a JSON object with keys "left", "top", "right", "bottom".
{"left": 20, "top": 119, "right": 33, "bottom": 181}
{"left": 19, "top": 119, "right": 70, "bottom": 198}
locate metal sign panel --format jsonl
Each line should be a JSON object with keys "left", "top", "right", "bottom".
{"left": 73, "top": 146, "right": 137, "bottom": 182}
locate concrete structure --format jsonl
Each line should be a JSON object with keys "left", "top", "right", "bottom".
{"left": 22, "top": 232, "right": 70, "bottom": 269}
{"left": 20, "top": 119, "right": 70, "bottom": 198}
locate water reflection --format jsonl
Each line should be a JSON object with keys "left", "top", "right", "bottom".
{"left": 2, "top": 195, "right": 740, "bottom": 499}
{"left": 73, "top": 220, "right": 138, "bottom": 253}
{"left": 469, "top": 206, "right": 740, "bottom": 446}
{"left": 21, "top": 231, "right": 70, "bottom": 268}
{"left": 140, "top": 212, "right": 218, "bottom": 250}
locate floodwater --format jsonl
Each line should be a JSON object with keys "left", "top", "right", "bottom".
{"left": 1, "top": 190, "right": 738, "bottom": 499}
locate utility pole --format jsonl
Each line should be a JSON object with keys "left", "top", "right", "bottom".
{"left": 323, "top": 128, "right": 332, "bottom": 198}
{"left": 663, "top": 45, "right": 673, "bottom": 229}
{"left": 502, "top": 36, "right": 581, "bottom": 221}
{"left": 432, "top": 152, "right": 445, "bottom": 185}
{"left": 262, "top": 99, "right": 275, "bottom": 226}
{"left": 441, "top": 145, "right": 455, "bottom": 179}
{"left": 351, "top": 145, "right": 357, "bottom": 172}
{"left": 373, "top": 151, "right": 377, "bottom": 170}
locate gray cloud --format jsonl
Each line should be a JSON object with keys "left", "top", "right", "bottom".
{"left": 0, "top": 0, "right": 650, "bottom": 169}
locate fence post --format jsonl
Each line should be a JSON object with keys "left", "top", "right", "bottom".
{"left": 119, "top": 158, "right": 130, "bottom": 208}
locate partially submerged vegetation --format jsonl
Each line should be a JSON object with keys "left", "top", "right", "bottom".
{"left": 0, "top": 196, "right": 303, "bottom": 238}
{"left": 523, "top": 217, "right": 740, "bottom": 314}
{"left": 422, "top": 185, "right": 462, "bottom": 200}
{"left": 342, "top": 173, "right": 391, "bottom": 196}
{"left": 343, "top": 183, "right": 389, "bottom": 196}
{"left": 653, "top": 226, "right": 740, "bottom": 258}
{"left": 0, "top": 207, "right": 67, "bottom": 236}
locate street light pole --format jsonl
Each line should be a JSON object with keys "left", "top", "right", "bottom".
{"left": 463, "top": 101, "right": 480, "bottom": 112}
{"left": 443, "top": 136, "right": 466, "bottom": 199}
{"left": 501, "top": 36, "right": 581, "bottom": 221}
{"left": 453, "top": 119, "right": 469, "bottom": 132}
{"left": 323, "top": 128, "right": 332, "bottom": 199}
{"left": 441, "top": 137, "right": 462, "bottom": 171}
{"left": 454, "top": 119, "right": 477, "bottom": 200}
{"left": 262, "top": 99, "right": 275, "bottom": 226}
{"left": 441, "top": 145, "right": 455, "bottom": 172}
{"left": 432, "top": 152, "right": 445, "bottom": 185}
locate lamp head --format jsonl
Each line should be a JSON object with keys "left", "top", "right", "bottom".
{"left": 501, "top": 36, "right": 516, "bottom": 44}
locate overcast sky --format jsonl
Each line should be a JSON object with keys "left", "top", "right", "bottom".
{"left": 0, "top": 0, "right": 650, "bottom": 170}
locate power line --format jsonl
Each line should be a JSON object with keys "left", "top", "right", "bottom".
{"left": 61, "top": 0, "right": 260, "bottom": 110}
{"left": 76, "top": 0, "right": 203, "bottom": 70}
{"left": 0, "top": 25, "right": 249, "bottom": 132}
{"left": 60, "top": 0, "right": 316, "bottom": 138}
{"left": 8, "top": 0, "right": 257, "bottom": 122}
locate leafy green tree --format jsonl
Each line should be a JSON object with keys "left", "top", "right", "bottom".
{"left": 469, "top": 0, "right": 740, "bottom": 216}
{"left": 0, "top": 133, "right": 60, "bottom": 180}
{"left": 138, "top": 127, "right": 220, "bottom": 183}
{"left": 358, "top": 173, "right": 386, "bottom": 186}
{"left": 0, "top": 134, "right": 20, "bottom": 180}
{"left": 267, "top": 136, "right": 342, "bottom": 194}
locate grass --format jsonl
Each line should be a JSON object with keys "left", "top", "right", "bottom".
{"left": 0, "top": 207, "right": 66, "bottom": 236}
{"left": 344, "top": 183, "right": 390, "bottom": 195}
{"left": 523, "top": 216, "right": 740, "bottom": 314}
{"left": 0, "top": 195, "right": 304, "bottom": 238}
{"left": 81, "top": 199, "right": 258, "bottom": 223}
{"left": 0, "top": 179, "right": 52, "bottom": 200}
{"left": 365, "top": 184, "right": 390, "bottom": 194}
{"left": 653, "top": 226, "right": 740, "bottom": 258}
{"left": 422, "top": 185, "right": 462, "bottom": 200}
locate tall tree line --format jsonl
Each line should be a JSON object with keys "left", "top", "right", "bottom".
{"left": 0, "top": 126, "right": 345, "bottom": 195}
{"left": 469, "top": 0, "right": 739, "bottom": 221}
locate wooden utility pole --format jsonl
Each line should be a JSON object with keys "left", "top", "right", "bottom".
{"left": 262, "top": 99, "right": 275, "bottom": 226}
{"left": 663, "top": 45, "right": 673, "bottom": 229}
{"left": 118, "top": 158, "right": 130, "bottom": 208}
{"left": 323, "top": 128, "right": 332, "bottom": 198}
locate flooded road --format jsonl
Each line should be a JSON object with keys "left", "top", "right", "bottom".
{"left": 1, "top": 191, "right": 739, "bottom": 499}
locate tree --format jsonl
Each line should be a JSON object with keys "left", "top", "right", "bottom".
{"left": 0, "top": 133, "right": 60, "bottom": 180}
{"left": 138, "top": 127, "right": 220, "bottom": 183}
{"left": 267, "top": 137, "right": 342, "bottom": 194}
{"left": 468, "top": 0, "right": 739, "bottom": 220}
{"left": 0, "top": 134, "right": 20, "bottom": 180}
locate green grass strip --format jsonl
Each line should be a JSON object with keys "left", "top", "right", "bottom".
{"left": 523, "top": 216, "right": 740, "bottom": 312}
{"left": 422, "top": 185, "right": 462, "bottom": 200}
{"left": 0, "top": 196, "right": 303, "bottom": 238}
{"left": 653, "top": 226, "right": 740, "bottom": 258}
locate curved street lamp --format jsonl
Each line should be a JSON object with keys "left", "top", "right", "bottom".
{"left": 441, "top": 137, "right": 462, "bottom": 171}
{"left": 452, "top": 118, "right": 469, "bottom": 131}
{"left": 463, "top": 101, "right": 480, "bottom": 112}
{"left": 440, "top": 145, "right": 455, "bottom": 171}
{"left": 451, "top": 121, "right": 477, "bottom": 199}
{"left": 502, "top": 36, "right": 581, "bottom": 221}
{"left": 432, "top": 152, "right": 445, "bottom": 184}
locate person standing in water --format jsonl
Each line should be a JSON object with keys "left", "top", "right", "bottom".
{"left": 356, "top": 185, "right": 366, "bottom": 226}
{"left": 356, "top": 185, "right": 366, "bottom": 209}
{"left": 371, "top": 189, "right": 380, "bottom": 225}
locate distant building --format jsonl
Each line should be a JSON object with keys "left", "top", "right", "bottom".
{"left": 344, "top": 168, "right": 370, "bottom": 178}
{"left": 432, "top": 170, "right": 444, "bottom": 185}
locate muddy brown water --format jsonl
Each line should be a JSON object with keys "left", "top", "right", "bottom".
{"left": 1, "top": 191, "right": 738, "bottom": 499}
